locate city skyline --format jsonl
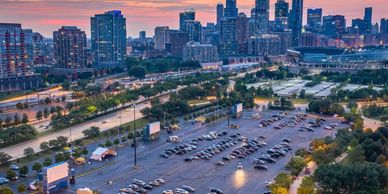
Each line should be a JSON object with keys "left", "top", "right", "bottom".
{"left": 1, "top": 0, "right": 386, "bottom": 37}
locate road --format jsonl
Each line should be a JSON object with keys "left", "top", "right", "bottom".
{"left": 0, "top": 102, "right": 149, "bottom": 159}
{"left": 67, "top": 109, "right": 347, "bottom": 194}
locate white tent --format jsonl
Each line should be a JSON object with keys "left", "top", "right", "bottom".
{"left": 90, "top": 147, "right": 117, "bottom": 161}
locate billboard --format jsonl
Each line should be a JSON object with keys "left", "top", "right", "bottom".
{"left": 43, "top": 162, "right": 69, "bottom": 194}
{"left": 148, "top": 121, "right": 161, "bottom": 135}
{"left": 236, "top": 103, "right": 243, "bottom": 113}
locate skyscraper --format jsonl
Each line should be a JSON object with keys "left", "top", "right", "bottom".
{"left": 91, "top": 10, "right": 127, "bottom": 68}
{"left": 154, "top": 26, "right": 170, "bottom": 50}
{"left": 224, "top": 0, "right": 238, "bottom": 18}
{"left": 352, "top": 18, "right": 366, "bottom": 34}
{"left": 179, "top": 9, "right": 195, "bottom": 31}
{"left": 322, "top": 15, "right": 346, "bottom": 38}
{"left": 53, "top": 26, "right": 87, "bottom": 69}
{"left": 217, "top": 3, "right": 224, "bottom": 29}
{"left": 0, "top": 23, "right": 41, "bottom": 92}
{"left": 364, "top": 7, "right": 372, "bottom": 34}
{"left": 307, "top": 8, "right": 322, "bottom": 33}
{"left": 220, "top": 17, "right": 237, "bottom": 56}
{"left": 169, "top": 30, "right": 189, "bottom": 57}
{"left": 139, "top": 31, "right": 146, "bottom": 40}
{"left": 32, "top": 32, "right": 46, "bottom": 65}
{"left": 255, "top": 0, "right": 270, "bottom": 34}
{"left": 0, "top": 23, "right": 28, "bottom": 77}
{"left": 184, "top": 20, "right": 202, "bottom": 42}
{"left": 274, "top": 0, "right": 289, "bottom": 32}
{"left": 236, "top": 13, "right": 249, "bottom": 54}
{"left": 290, "top": 0, "right": 303, "bottom": 47}
{"left": 381, "top": 18, "right": 388, "bottom": 34}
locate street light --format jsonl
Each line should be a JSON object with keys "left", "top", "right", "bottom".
{"left": 132, "top": 102, "right": 137, "bottom": 168}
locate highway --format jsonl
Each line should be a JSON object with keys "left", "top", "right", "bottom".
{"left": 0, "top": 102, "right": 149, "bottom": 159}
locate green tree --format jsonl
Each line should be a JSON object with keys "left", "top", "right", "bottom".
{"left": 21, "top": 113, "right": 29, "bottom": 124}
{"left": 40, "top": 141, "right": 51, "bottom": 152}
{"left": 62, "top": 80, "right": 71, "bottom": 90}
{"left": 299, "top": 89, "right": 306, "bottom": 99}
{"left": 347, "top": 145, "right": 365, "bottom": 163}
{"left": 13, "top": 113, "right": 20, "bottom": 125}
{"left": 4, "top": 115, "right": 12, "bottom": 127}
{"left": 0, "top": 152, "right": 12, "bottom": 166}
{"left": 295, "top": 148, "right": 309, "bottom": 158}
{"left": 36, "top": 110, "right": 43, "bottom": 120}
{"left": 43, "top": 157, "right": 53, "bottom": 167}
{"left": 23, "top": 147, "right": 35, "bottom": 158}
{"left": 274, "top": 172, "right": 293, "bottom": 189}
{"left": 17, "top": 184, "right": 27, "bottom": 193}
{"left": 297, "top": 177, "right": 315, "bottom": 194}
{"left": 113, "top": 138, "right": 120, "bottom": 145}
{"left": 128, "top": 65, "right": 146, "bottom": 79}
{"left": 0, "top": 118, "right": 3, "bottom": 129}
{"left": 32, "top": 162, "right": 42, "bottom": 172}
{"left": 286, "top": 156, "right": 307, "bottom": 176}
{"left": 19, "top": 165, "right": 28, "bottom": 176}
{"left": 43, "top": 107, "right": 50, "bottom": 119}
{"left": 105, "top": 140, "right": 113, "bottom": 147}
{"left": 82, "top": 126, "right": 100, "bottom": 138}
{"left": 0, "top": 186, "right": 14, "bottom": 194}
{"left": 347, "top": 100, "right": 358, "bottom": 109}
{"left": 6, "top": 169, "right": 16, "bottom": 179}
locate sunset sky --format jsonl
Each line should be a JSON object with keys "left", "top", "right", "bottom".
{"left": 0, "top": 0, "right": 386, "bottom": 38}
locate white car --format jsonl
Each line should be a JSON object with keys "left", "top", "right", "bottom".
{"left": 10, "top": 164, "right": 19, "bottom": 170}
{"left": 163, "top": 190, "right": 173, "bottom": 194}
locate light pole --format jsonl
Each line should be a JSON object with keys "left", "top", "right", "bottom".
{"left": 227, "top": 93, "right": 230, "bottom": 127}
{"left": 132, "top": 102, "right": 137, "bottom": 167}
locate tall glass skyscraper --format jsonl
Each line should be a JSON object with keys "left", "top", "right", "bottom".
{"left": 255, "top": 0, "right": 270, "bottom": 34}
{"left": 307, "top": 8, "right": 322, "bottom": 33}
{"left": 216, "top": 3, "right": 224, "bottom": 29}
{"left": 224, "top": 0, "right": 238, "bottom": 18}
{"left": 91, "top": 10, "right": 127, "bottom": 69}
{"left": 291, "top": 0, "right": 303, "bottom": 47}
{"left": 364, "top": 7, "right": 372, "bottom": 34}
{"left": 274, "top": 0, "right": 289, "bottom": 32}
{"left": 179, "top": 9, "right": 195, "bottom": 31}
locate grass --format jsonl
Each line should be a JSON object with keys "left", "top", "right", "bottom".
{"left": 188, "top": 99, "right": 210, "bottom": 106}
{"left": 292, "top": 98, "right": 310, "bottom": 104}
{"left": 0, "top": 90, "right": 27, "bottom": 101}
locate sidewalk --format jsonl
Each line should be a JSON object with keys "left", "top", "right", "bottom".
{"left": 289, "top": 153, "right": 348, "bottom": 194}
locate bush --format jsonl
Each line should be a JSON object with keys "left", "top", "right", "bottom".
{"left": 5, "top": 169, "right": 16, "bottom": 179}
{"left": 32, "top": 162, "right": 42, "bottom": 172}
{"left": 113, "top": 138, "right": 120, "bottom": 145}
{"left": 17, "top": 184, "right": 27, "bottom": 192}
{"left": 43, "top": 157, "right": 53, "bottom": 167}
{"left": 105, "top": 140, "right": 113, "bottom": 147}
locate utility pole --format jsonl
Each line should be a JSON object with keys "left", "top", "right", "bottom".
{"left": 133, "top": 102, "right": 137, "bottom": 167}
{"left": 227, "top": 93, "right": 230, "bottom": 127}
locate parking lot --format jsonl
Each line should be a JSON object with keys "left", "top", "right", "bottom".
{"left": 70, "top": 109, "right": 348, "bottom": 194}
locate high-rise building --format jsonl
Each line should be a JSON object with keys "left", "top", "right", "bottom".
{"left": 364, "top": 7, "right": 372, "bottom": 34}
{"left": 381, "top": 18, "right": 388, "bottom": 34}
{"left": 91, "top": 10, "right": 127, "bottom": 68}
{"left": 352, "top": 18, "right": 366, "bottom": 34}
{"left": 202, "top": 24, "right": 220, "bottom": 45}
{"left": 224, "top": 0, "right": 238, "bottom": 18}
{"left": 183, "top": 42, "right": 219, "bottom": 63}
{"left": 22, "top": 29, "right": 34, "bottom": 67}
{"left": 139, "top": 31, "right": 146, "bottom": 40}
{"left": 274, "top": 0, "right": 289, "bottom": 32}
{"left": 32, "top": 32, "right": 46, "bottom": 65}
{"left": 0, "top": 23, "right": 28, "bottom": 77}
{"left": 217, "top": 3, "right": 224, "bottom": 29}
{"left": 0, "top": 23, "right": 41, "bottom": 92}
{"left": 169, "top": 30, "right": 189, "bottom": 58}
{"left": 307, "top": 8, "right": 322, "bottom": 33}
{"left": 322, "top": 15, "right": 346, "bottom": 38}
{"left": 53, "top": 26, "right": 87, "bottom": 69}
{"left": 255, "top": 0, "right": 270, "bottom": 34}
{"left": 236, "top": 13, "right": 249, "bottom": 54}
{"left": 290, "top": 0, "right": 303, "bottom": 47}
{"left": 179, "top": 9, "right": 195, "bottom": 31}
{"left": 220, "top": 17, "right": 237, "bottom": 56}
{"left": 248, "top": 34, "right": 282, "bottom": 56}
{"left": 154, "top": 26, "right": 170, "bottom": 50}
{"left": 184, "top": 20, "right": 202, "bottom": 42}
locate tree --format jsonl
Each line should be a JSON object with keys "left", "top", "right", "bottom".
{"left": 297, "top": 177, "right": 315, "bottom": 194}
{"left": 50, "top": 106, "right": 56, "bottom": 114}
{"left": 113, "top": 138, "right": 120, "bottom": 145}
{"left": 274, "top": 172, "right": 293, "bottom": 189}
{"left": 105, "top": 140, "right": 112, "bottom": 147}
{"left": 6, "top": 169, "right": 16, "bottom": 180}
{"left": 347, "top": 100, "right": 358, "bottom": 109}
{"left": 36, "top": 110, "right": 43, "bottom": 120}
{"left": 21, "top": 113, "right": 29, "bottom": 124}
{"left": 0, "top": 152, "right": 12, "bottom": 166}
{"left": 43, "top": 157, "right": 53, "bottom": 167}
{"left": 347, "top": 145, "right": 365, "bottom": 163}
{"left": 40, "top": 142, "right": 50, "bottom": 152}
{"left": 4, "top": 115, "right": 12, "bottom": 127}
{"left": 286, "top": 156, "right": 307, "bottom": 176}
{"left": 314, "top": 163, "right": 388, "bottom": 194}
{"left": 62, "top": 80, "right": 71, "bottom": 90}
{"left": 55, "top": 152, "right": 66, "bottom": 163}
{"left": 16, "top": 102, "right": 24, "bottom": 109}
{"left": 299, "top": 89, "right": 306, "bottom": 99}
{"left": 32, "top": 162, "right": 42, "bottom": 172}
{"left": 0, "top": 118, "right": 3, "bottom": 129}
{"left": 43, "top": 107, "right": 50, "bottom": 119}
{"left": 19, "top": 165, "right": 28, "bottom": 176}
{"left": 23, "top": 147, "right": 35, "bottom": 158}
{"left": 13, "top": 113, "right": 20, "bottom": 125}
{"left": 17, "top": 184, "right": 27, "bottom": 193}
{"left": 0, "top": 186, "right": 13, "bottom": 194}
{"left": 295, "top": 148, "right": 309, "bottom": 158}
{"left": 82, "top": 126, "right": 100, "bottom": 138}
{"left": 128, "top": 65, "right": 146, "bottom": 79}
{"left": 44, "top": 97, "right": 51, "bottom": 104}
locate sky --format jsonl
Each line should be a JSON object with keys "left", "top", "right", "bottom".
{"left": 0, "top": 0, "right": 386, "bottom": 38}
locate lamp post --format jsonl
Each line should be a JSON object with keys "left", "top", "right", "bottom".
{"left": 132, "top": 102, "right": 137, "bottom": 167}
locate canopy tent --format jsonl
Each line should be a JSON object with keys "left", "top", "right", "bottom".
{"left": 90, "top": 147, "right": 117, "bottom": 161}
